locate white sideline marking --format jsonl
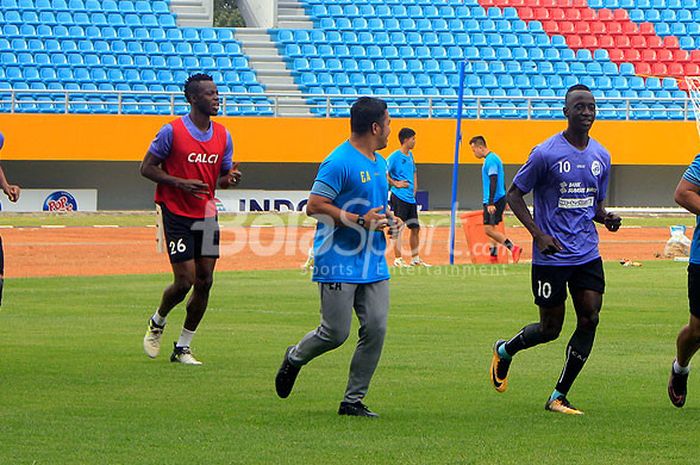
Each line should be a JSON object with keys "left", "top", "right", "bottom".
{"left": 93, "top": 225, "right": 120, "bottom": 228}
{"left": 40, "top": 225, "right": 66, "bottom": 228}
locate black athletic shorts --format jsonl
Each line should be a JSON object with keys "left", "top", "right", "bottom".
{"left": 688, "top": 263, "right": 700, "bottom": 317}
{"left": 483, "top": 196, "right": 507, "bottom": 226}
{"left": 160, "top": 204, "right": 220, "bottom": 264}
{"left": 531, "top": 257, "right": 605, "bottom": 307}
{"left": 389, "top": 193, "right": 419, "bottom": 229}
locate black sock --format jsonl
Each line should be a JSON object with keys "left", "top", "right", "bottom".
{"left": 490, "top": 245, "right": 498, "bottom": 257}
{"left": 504, "top": 323, "right": 550, "bottom": 356}
{"left": 504, "top": 239, "right": 514, "bottom": 250}
{"left": 555, "top": 328, "right": 596, "bottom": 395}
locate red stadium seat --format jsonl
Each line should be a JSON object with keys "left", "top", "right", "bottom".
{"left": 598, "top": 35, "right": 614, "bottom": 48}
{"left": 691, "top": 50, "right": 700, "bottom": 64}
{"left": 537, "top": 0, "right": 556, "bottom": 7}
{"left": 647, "top": 36, "right": 663, "bottom": 49}
{"left": 509, "top": 0, "right": 525, "bottom": 6}
{"left": 614, "top": 35, "right": 631, "bottom": 48}
{"left": 685, "top": 63, "right": 700, "bottom": 76}
{"left": 581, "top": 35, "right": 598, "bottom": 48}
{"left": 597, "top": 9, "right": 614, "bottom": 21}
{"left": 519, "top": 7, "right": 535, "bottom": 20}
{"left": 640, "top": 49, "right": 656, "bottom": 62}
{"left": 651, "top": 63, "right": 668, "bottom": 76}
{"left": 668, "top": 63, "right": 684, "bottom": 76}
{"left": 572, "top": 0, "right": 588, "bottom": 6}
{"left": 590, "top": 21, "right": 605, "bottom": 34}
{"left": 606, "top": 22, "right": 622, "bottom": 35}
{"left": 621, "top": 21, "right": 638, "bottom": 34}
{"left": 623, "top": 49, "right": 641, "bottom": 61}
{"left": 548, "top": 8, "right": 565, "bottom": 20}
{"left": 542, "top": 21, "right": 559, "bottom": 33}
{"left": 613, "top": 9, "right": 629, "bottom": 20}
{"left": 664, "top": 36, "right": 680, "bottom": 48}
{"left": 533, "top": 7, "right": 549, "bottom": 19}
{"left": 580, "top": 8, "right": 596, "bottom": 20}
{"left": 608, "top": 48, "right": 624, "bottom": 61}
{"left": 636, "top": 62, "right": 652, "bottom": 75}
{"left": 564, "top": 8, "right": 580, "bottom": 20}
{"left": 567, "top": 35, "right": 582, "bottom": 48}
{"left": 639, "top": 23, "right": 655, "bottom": 36}
{"left": 559, "top": 21, "right": 574, "bottom": 34}
{"left": 574, "top": 22, "right": 590, "bottom": 34}
{"left": 630, "top": 35, "right": 647, "bottom": 48}
{"left": 657, "top": 49, "right": 673, "bottom": 62}
{"left": 673, "top": 49, "right": 690, "bottom": 62}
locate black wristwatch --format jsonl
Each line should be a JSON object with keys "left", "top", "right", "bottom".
{"left": 357, "top": 215, "right": 366, "bottom": 228}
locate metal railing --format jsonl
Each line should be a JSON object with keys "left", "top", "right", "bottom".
{"left": 0, "top": 89, "right": 694, "bottom": 120}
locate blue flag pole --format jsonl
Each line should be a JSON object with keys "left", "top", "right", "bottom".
{"left": 449, "top": 60, "right": 467, "bottom": 265}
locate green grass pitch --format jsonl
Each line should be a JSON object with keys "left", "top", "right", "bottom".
{"left": 0, "top": 262, "right": 696, "bottom": 464}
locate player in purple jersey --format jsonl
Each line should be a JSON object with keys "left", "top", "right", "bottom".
{"left": 0, "top": 132, "right": 21, "bottom": 305}
{"left": 488, "top": 85, "right": 622, "bottom": 415}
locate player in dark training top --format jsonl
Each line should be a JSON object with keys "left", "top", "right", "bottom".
{"left": 141, "top": 74, "right": 241, "bottom": 365}
{"left": 489, "top": 85, "right": 622, "bottom": 415}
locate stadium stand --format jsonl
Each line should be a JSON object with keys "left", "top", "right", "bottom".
{"left": 0, "top": 0, "right": 273, "bottom": 114}
{"left": 0, "top": 0, "right": 699, "bottom": 118}
{"left": 271, "top": 0, "right": 698, "bottom": 118}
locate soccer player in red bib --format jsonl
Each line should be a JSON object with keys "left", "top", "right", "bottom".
{"left": 140, "top": 74, "right": 241, "bottom": 365}
{"left": 0, "top": 132, "right": 21, "bottom": 305}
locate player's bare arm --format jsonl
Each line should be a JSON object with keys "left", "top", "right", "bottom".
{"left": 507, "top": 184, "right": 563, "bottom": 254}
{"left": 140, "top": 152, "right": 209, "bottom": 199}
{"left": 593, "top": 201, "right": 622, "bottom": 232}
{"left": 218, "top": 161, "right": 241, "bottom": 189}
{"left": 675, "top": 178, "right": 700, "bottom": 216}
{"left": 413, "top": 172, "right": 418, "bottom": 196}
{"left": 0, "top": 166, "right": 20, "bottom": 202}
{"left": 307, "top": 193, "right": 388, "bottom": 230}
{"left": 386, "top": 173, "right": 408, "bottom": 189}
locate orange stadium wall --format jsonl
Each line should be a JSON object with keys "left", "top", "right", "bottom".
{"left": 0, "top": 114, "right": 697, "bottom": 209}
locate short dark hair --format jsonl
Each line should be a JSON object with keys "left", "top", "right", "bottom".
{"left": 469, "top": 135, "right": 487, "bottom": 147}
{"left": 184, "top": 73, "right": 214, "bottom": 101}
{"left": 565, "top": 84, "right": 592, "bottom": 105}
{"left": 350, "top": 97, "right": 388, "bottom": 135}
{"left": 398, "top": 128, "right": 416, "bottom": 144}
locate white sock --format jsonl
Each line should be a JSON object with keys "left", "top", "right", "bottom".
{"left": 152, "top": 311, "right": 166, "bottom": 327}
{"left": 176, "top": 328, "right": 196, "bottom": 348}
{"left": 674, "top": 360, "right": 690, "bottom": 375}
{"left": 412, "top": 256, "right": 420, "bottom": 263}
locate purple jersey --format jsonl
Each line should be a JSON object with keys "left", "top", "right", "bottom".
{"left": 512, "top": 132, "right": 611, "bottom": 266}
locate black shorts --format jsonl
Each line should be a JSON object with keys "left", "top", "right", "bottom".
{"left": 160, "top": 204, "right": 220, "bottom": 264}
{"left": 483, "top": 196, "right": 507, "bottom": 226}
{"left": 688, "top": 263, "right": 700, "bottom": 317}
{"left": 389, "top": 193, "right": 419, "bottom": 229}
{"left": 531, "top": 257, "right": 605, "bottom": 307}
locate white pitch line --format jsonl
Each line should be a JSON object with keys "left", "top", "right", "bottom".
{"left": 40, "top": 225, "right": 66, "bottom": 228}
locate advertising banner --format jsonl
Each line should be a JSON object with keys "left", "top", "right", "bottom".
{"left": 0, "top": 189, "right": 98, "bottom": 212}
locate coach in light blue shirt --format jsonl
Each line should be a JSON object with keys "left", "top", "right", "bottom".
{"left": 668, "top": 153, "right": 700, "bottom": 407}
{"left": 275, "top": 97, "right": 398, "bottom": 418}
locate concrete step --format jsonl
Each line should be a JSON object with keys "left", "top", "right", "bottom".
{"left": 278, "top": 1, "right": 302, "bottom": 7}
{"left": 250, "top": 61, "right": 288, "bottom": 71}
{"left": 240, "top": 41, "right": 277, "bottom": 49}
{"left": 253, "top": 69, "right": 292, "bottom": 77}
{"left": 261, "top": 83, "right": 299, "bottom": 92}
{"left": 279, "top": 7, "right": 306, "bottom": 15}
{"left": 243, "top": 54, "right": 282, "bottom": 63}
{"left": 277, "top": 20, "right": 314, "bottom": 29}
{"left": 176, "top": 18, "right": 212, "bottom": 27}
{"left": 170, "top": 0, "right": 204, "bottom": 6}
{"left": 172, "top": 6, "right": 207, "bottom": 14}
